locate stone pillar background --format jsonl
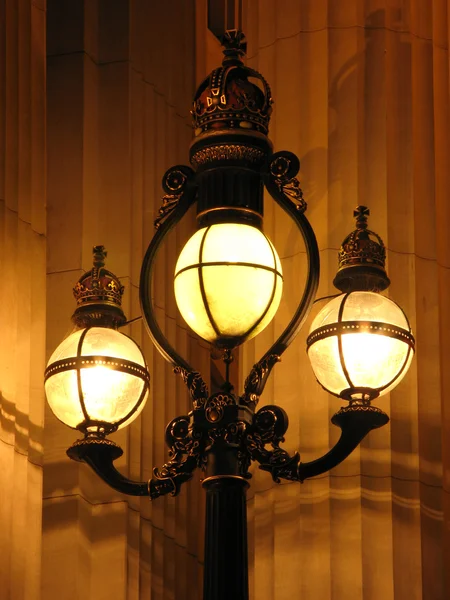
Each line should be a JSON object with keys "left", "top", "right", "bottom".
{"left": 0, "top": 1, "right": 46, "bottom": 599}
{"left": 239, "top": 2, "right": 450, "bottom": 600}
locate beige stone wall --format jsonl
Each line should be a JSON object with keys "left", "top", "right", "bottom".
{"left": 0, "top": 0, "right": 46, "bottom": 598}
{"left": 240, "top": 1, "right": 450, "bottom": 599}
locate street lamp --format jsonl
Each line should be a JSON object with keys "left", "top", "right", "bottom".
{"left": 45, "top": 30, "right": 415, "bottom": 600}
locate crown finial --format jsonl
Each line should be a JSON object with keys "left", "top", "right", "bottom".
{"left": 72, "top": 246, "right": 126, "bottom": 328}
{"left": 333, "top": 206, "right": 390, "bottom": 293}
{"left": 191, "top": 29, "right": 272, "bottom": 148}
{"left": 221, "top": 29, "right": 247, "bottom": 63}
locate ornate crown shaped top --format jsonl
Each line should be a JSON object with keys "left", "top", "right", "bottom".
{"left": 337, "top": 206, "right": 386, "bottom": 270}
{"left": 334, "top": 206, "right": 390, "bottom": 292}
{"left": 73, "top": 246, "right": 125, "bottom": 311}
{"left": 191, "top": 30, "right": 273, "bottom": 138}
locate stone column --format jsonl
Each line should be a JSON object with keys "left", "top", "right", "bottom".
{"left": 0, "top": 1, "right": 46, "bottom": 599}
{"left": 239, "top": 1, "right": 450, "bottom": 599}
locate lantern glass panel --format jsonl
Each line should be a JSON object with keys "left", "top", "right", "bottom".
{"left": 174, "top": 223, "right": 283, "bottom": 346}
{"left": 308, "top": 292, "right": 413, "bottom": 397}
{"left": 45, "top": 328, "right": 148, "bottom": 430}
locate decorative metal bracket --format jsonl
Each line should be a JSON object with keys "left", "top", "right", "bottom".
{"left": 269, "top": 152, "right": 307, "bottom": 213}
{"left": 244, "top": 403, "right": 389, "bottom": 484}
{"left": 154, "top": 166, "right": 195, "bottom": 230}
{"left": 140, "top": 164, "right": 198, "bottom": 374}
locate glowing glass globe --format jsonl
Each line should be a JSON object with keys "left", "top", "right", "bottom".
{"left": 307, "top": 292, "right": 415, "bottom": 400}
{"left": 174, "top": 223, "right": 283, "bottom": 347}
{"left": 45, "top": 327, "right": 150, "bottom": 434}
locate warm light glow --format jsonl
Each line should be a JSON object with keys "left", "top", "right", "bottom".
{"left": 174, "top": 223, "right": 283, "bottom": 346}
{"left": 307, "top": 292, "right": 414, "bottom": 399}
{"left": 45, "top": 327, "right": 149, "bottom": 432}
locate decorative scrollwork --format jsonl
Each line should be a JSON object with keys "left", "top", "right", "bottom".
{"left": 253, "top": 405, "right": 289, "bottom": 445}
{"left": 245, "top": 404, "right": 300, "bottom": 483}
{"left": 150, "top": 413, "right": 205, "bottom": 498}
{"left": 268, "top": 152, "right": 306, "bottom": 213}
{"left": 208, "top": 419, "right": 246, "bottom": 446}
{"left": 154, "top": 165, "right": 194, "bottom": 230}
{"left": 205, "top": 393, "right": 235, "bottom": 423}
{"left": 174, "top": 367, "right": 209, "bottom": 409}
{"left": 240, "top": 354, "right": 280, "bottom": 407}
{"left": 190, "top": 144, "right": 265, "bottom": 168}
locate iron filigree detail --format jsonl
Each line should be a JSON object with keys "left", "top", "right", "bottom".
{"left": 240, "top": 354, "right": 280, "bottom": 407}
{"left": 190, "top": 144, "right": 266, "bottom": 168}
{"left": 208, "top": 419, "right": 246, "bottom": 446}
{"left": 205, "top": 393, "right": 236, "bottom": 423}
{"left": 174, "top": 367, "right": 209, "bottom": 409}
{"left": 269, "top": 152, "right": 307, "bottom": 213}
{"left": 154, "top": 165, "right": 194, "bottom": 230}
{"left": 245, "top": 405, "right": 301, "bottom": 483}
{"left": 150, "top": 414, "right": 204, "bottom": 498}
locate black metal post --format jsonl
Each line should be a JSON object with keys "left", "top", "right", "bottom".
{"left": 202, "top": 476, "right": 249, "bottom": 600}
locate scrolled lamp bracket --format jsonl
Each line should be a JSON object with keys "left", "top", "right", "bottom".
{"left": 67, "top": 414, "right": 203, "bottom": 499}
{"left": 245, "top": 403, "right": 389, "bottom": 484}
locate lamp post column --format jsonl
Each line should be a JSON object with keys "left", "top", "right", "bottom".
{"left": 202, "top": 475, "right": 249, "bottom": 600}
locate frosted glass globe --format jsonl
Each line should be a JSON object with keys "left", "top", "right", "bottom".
{"left": 45, "top": 327, "right": 149, "bottom": 433}
{"left": 174, "top": 223, "right": 283, "bottom": 347}
{"left": 307, "top": 292, "right": 414, "bottom": 400}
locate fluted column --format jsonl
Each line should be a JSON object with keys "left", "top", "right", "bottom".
{"left": 234, "top": 1, "right": 450, "bottom": 600}
{"left": 0, "top": 1, "right": 46, "bottom": 599}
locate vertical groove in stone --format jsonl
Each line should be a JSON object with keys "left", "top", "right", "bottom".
{"left": 0, "top": 1, "right": 46, "bottom": 600}
{"left": 234, "top": 1, "right": 450, "bottom": 599}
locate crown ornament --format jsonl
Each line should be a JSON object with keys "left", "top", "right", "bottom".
{"left": 72, "top": 246, "right": 126, "bottom": 328}
{"left": 333, "top": 206, "right": 391, "bottom": 292}
{"left": 191, "top": 30, "right": 273, "bottom": 140}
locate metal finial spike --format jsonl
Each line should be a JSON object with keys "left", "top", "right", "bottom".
{"left": 354, "top": 206, "right": 369, "bottom": 230}
{"left": 93, "top": 245, "right": 107, "bottom": 268}
{"left": 221, "top": 30, "right": 247, "bottom": 63}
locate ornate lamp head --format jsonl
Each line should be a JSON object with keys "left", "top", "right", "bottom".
{"left": 189, "top": 30, "right": 275, "bottom": 230}
{"left": 333, "top": 206, "right": 390, "bottom": 293}
{"left": 308, "top": 206, "right": 414, "bottom": 404}
{"left": 72, "top": 245, "right": 126, "bottom": 328}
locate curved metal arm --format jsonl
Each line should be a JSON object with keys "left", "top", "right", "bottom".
{"left": 263, "top": 154, "right": 320, "bottom": 358}
{"left": 246, "top": 404, "right": 389, "bottom": 483}
{"left": 139, "top": 165, "right": 199, "bottom": 373}
{"left": 67, "top": 415, "right": 202, "bottom": 499}
{"left": 297, "top": 406, "right": 389, "bottom": 481}
{"left": 242, "top": 152, "right": 320, "bottom": 402}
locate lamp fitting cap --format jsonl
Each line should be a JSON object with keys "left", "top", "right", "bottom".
{"left": 72, "top": 246, "right": 126, "bottom": 328}
{"left": 333, "top": 206, "right": 390, "bottom": 293}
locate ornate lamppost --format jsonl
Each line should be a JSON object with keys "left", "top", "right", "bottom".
{"left": 44, "top": 31, "right": 415, "bottom": 600}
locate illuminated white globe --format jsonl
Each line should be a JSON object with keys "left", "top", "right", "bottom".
{"left": 307, "top": 292, "right": 414, "bottom": 400}
{"left": 174, "top": 223, "right": 283, "bottom": 347}
{"left": 45, "top": 327, "right": 149, "bottom": 433}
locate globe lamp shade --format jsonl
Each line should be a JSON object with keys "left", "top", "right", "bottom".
{"left": 307, "top": 292, "right": 415, "bottom": 401}
{"left": 174, "top": 223, "right": 283, "bottom": 348}
{"left": 45, "top": 327, "right": 150, "bottom": 434}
